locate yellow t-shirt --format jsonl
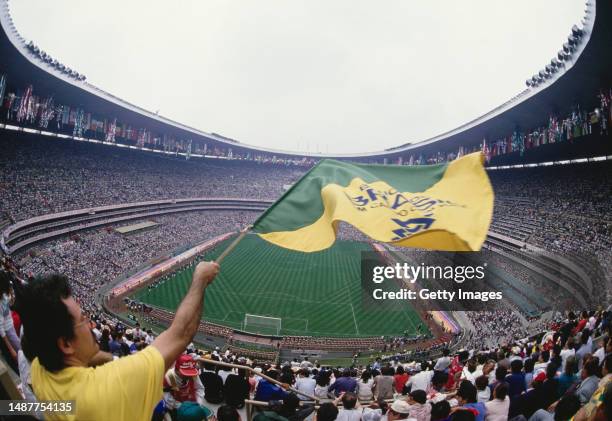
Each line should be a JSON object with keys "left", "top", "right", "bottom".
{"left": 31, "top": 345, "right": 165, "bottom": 421}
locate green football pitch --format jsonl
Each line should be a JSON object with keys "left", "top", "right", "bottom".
{"left": 133, "top": 234, "right": 425, "bottom": 337}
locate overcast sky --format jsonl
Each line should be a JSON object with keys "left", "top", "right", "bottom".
{"left": 11, "top": 1, "right": 584, "bottom": 153}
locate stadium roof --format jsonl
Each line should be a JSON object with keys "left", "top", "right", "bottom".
{"left": 0, "top": 0, "right": 610, "bottom": 161}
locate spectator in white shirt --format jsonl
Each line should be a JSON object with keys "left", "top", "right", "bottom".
{"left": 484, "top": 383, "right": 509, "bottom": 421}
{"left": 434, "top": 349, "right": 451, "bottom": 373}
{"left": 295, "top": 369, "right": 316, "bottom": 400}
{"left": 357, "top": 370, "right": 374, "bottom": 402}
{"left": 405, "top": 362, "right": 434, "bottom": 393}
{"left": 335, "top": 392, "right": 362, "bottom": 421}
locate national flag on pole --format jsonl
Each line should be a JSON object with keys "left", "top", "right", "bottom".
{"left": 252, "top": 152, "right": 493, "bottom": 253}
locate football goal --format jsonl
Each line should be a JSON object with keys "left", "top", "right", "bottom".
{"left": 243, "top": 313, "right": 282, "bottom": 336}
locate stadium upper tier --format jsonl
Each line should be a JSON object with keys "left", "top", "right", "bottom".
{"left": 0, "top": 0, "right": 610, "bottom": 163}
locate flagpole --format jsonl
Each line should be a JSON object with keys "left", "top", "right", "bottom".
{"left": 215, "top": 226, "right": 251, "bottom": 265}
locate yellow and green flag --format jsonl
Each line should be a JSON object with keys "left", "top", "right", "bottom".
{"left": 252, "top": 152, "right": 494, "bottom": 252}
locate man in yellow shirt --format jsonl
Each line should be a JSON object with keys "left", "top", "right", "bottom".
{"left": 18, "top": 261, "right": 219, "bottom": 421}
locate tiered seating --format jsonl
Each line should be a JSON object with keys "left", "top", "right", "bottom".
{"left": 280, "top": 336, "right": 385, "bottom": 351}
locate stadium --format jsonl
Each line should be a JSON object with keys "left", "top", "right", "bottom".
{"left": 0, "top": 0, "right": 611, "bottom": 419}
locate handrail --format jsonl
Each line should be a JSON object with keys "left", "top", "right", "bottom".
{"left": 197, "top": 358, "right": 317, "bottom": 402}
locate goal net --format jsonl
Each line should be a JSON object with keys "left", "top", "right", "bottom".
{"left": 243, "top": 314, "right": 282, "bottom": 336}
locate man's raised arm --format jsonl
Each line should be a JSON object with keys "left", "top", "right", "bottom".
{"left": 152, "top": 261, "right": 219, "bottom": 369}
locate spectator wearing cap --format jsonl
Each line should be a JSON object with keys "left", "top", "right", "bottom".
{"left": 176, "top": 401, "right": 213, "bottom": 421}
{"left": 163, "top": 354, "right": 206, "bottom": 412}
{"left": 19, "top": 261, "right": 219, "bottom": 421}
{"left": 386, "top": 400, "right": 412, "bottom": 421}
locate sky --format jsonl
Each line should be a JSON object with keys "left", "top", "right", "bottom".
{"left": 11, "top": 1, "right": 585, "bottom": 153}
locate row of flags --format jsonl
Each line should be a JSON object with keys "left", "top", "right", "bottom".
{"left": 0, "top": 74, "right": 610, "bottom": 166}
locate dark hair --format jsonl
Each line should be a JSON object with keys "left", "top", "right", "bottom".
{"left": 0, "top": 271, "right": 13, "bottom": 295}
{"left": 317, "top": 371, "right": 331, "bottom": 387}
{"left": 377, "top": 399, "right": 389, "bottom": 414}
{"left": 342, "top": 392, "right": 358, "bottom": 410}
{"left": 431, "top": 371, "right": 449, "bottom": 390}
{"left": 580, "top": 330, "right": 591, "bottom": 345}
{"left": 475, "top": 375, "right": 488, "bottom": 391}
{"left": 317, "top": 402, "right": 339, "bottom": 421}
{"left": 266, "top": 370, "right": 280, "bottom": 381}
{"left": 553, "top": 394, "right": 580, "bottom": 421}
{"left": 217, "top": 405, "right": 240, "bottom": 421}
{"left": 278, "top": 394, "right": 300, "bottom": 417}
{"left": 203, "top": 359, "right": 218, "bottom": 371}
{"left": 583, "top": 358, "right": 599, "bottom": 377}
{"left": 361, "top": 370, "right": 372, "bottom": 382}
{"left": 16, "top": 274, "right": 74, "bottom": 372}
{"left": 494, "top": 382, "right": 508, "bottom": 400}
{"left": 396, "top": 365, "right": 405, "bottom": 375}
{"left": 604, "top": 354, "right": 612, "bottom": 374}
{"left": 524, "top": 358, "right": 535, "bottom": 373}
{"left": 457, "top": 380, "right": 477, "bottom": 403}
{"left": 410, "top": 389, "right": 427, "bottom": 404}
{"left": 431, "top": 401, "right": 451, "bottom": 421}
{"left": 443, "top": 348, "right": 450, "bottom": 357}
{"left": 450, "top": 409, "right": 475, "bottom": 421}
{"left": 546, "top": 363, "right": 559, "bottom": 380}
{"left": 495, "top": 366, "right": 508, "bottom": 381}
{"left": 381, "top": 366, "right": 395, "bottom": 376}
{"left": 510, "top": 359, "right": 523, "bottom": 374}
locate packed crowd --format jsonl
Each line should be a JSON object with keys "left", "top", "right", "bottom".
{"left": 2, "top": 264, "right": 611, "bottom": 420}
{"left": 463, "top": 311, "right": 532, "bottom": 352}
{"left": 0, "top": 133, "right": 302, "bottom": 221}
{"left": 489, "top": 161, "right": 612, "bottom": 270}
{"left": 15, "top": 210, "right": 254, "bottom": 314}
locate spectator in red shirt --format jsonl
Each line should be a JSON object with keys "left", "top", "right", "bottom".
{"left": 394, "top": 365, "right": 409, "bottom": 394}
